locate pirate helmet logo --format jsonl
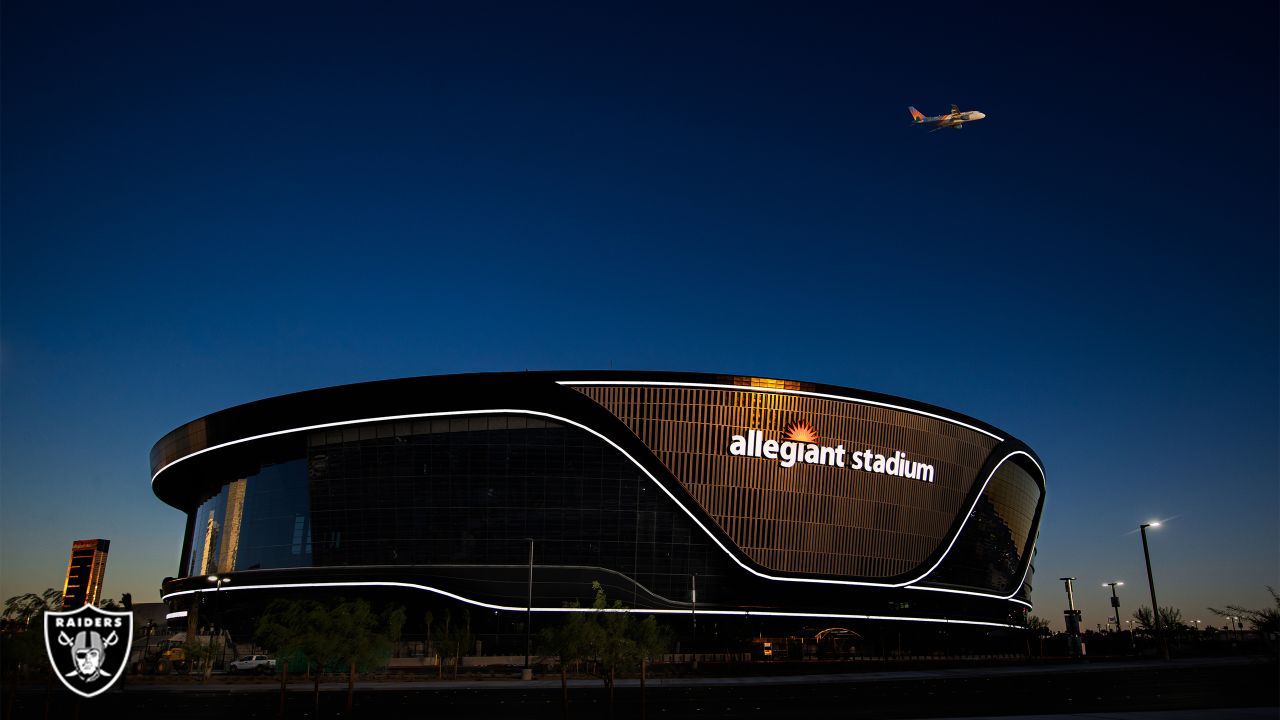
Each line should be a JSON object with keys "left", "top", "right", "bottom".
{"left": 44, "top": 604, "right": 133, "bottom": 698}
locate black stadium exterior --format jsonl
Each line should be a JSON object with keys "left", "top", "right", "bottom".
{"left": 154, "top": 372, "right": 1045, "bottom": 646}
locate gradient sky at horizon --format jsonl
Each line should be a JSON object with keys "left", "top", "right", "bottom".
{"left": 2, "top": 2, "right": 1276, "bottom": 632}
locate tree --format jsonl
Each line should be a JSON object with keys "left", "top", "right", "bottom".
{"left": 1023, "top": 614, "right": 1051, "bottom": 658}
{"left": 327, "top": 599, "right": 405, "bottom": 713}
{"left": 255, "top": 598, "right": 339, "bottom": 713}
{"left": 428, "top": 608, "right": 474, "bottom": 679}
{"left": 1209, "top": 587, "right": 1280, "bottom": 633}
{"left": 2, "top": 585, "right": 63, "bottom": 720}
{"left": 537, "top": 601, "right": 597, "bottom": 710}
{"left": 538, "top": 582, "right": 674, "bottom": 712}
{"left": 182, "top": 638, "right": 222, "bottom": 681}
{"left": 1133, "top": 605, "right": 1182, "bottom": 632}
{"left": 1, "top": 589, "right": 72, "bottom": 720}
{"left": 582, "top": 581, "right": 673, "bottom": 707}
{"left": 255, "top": 597, "right": 404, "bottom": 713}
{"left": 592, "top": 582, "right": 636, "bottom": 703}
{"left": 3, "top": 588, "right": 62, "bottom": 626}
{"left": 631, "top": 612, "right": 674, "bottom": 714}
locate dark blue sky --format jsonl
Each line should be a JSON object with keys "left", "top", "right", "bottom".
{"left": 3, "top": 2, "right": 1276, "bottom": 630}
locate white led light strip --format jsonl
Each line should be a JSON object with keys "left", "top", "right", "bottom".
{"left": 561, "top": 380, "right": 1043, "bottom": 603}
{"left": 556, "top": 380, "right": 1005, "bottom": 442}
{"left": 152, "top": 407, "right": 1041, "bottom": 604}
{"left": 161, "top": 581, "right": 1022, "bottom": 630}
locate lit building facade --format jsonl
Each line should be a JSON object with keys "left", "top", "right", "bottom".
{"left": 154, "top": 372, "right": 1044, "bottom": 634}
{"left": 62, "top": 539, "right": 110, "bottom": 610}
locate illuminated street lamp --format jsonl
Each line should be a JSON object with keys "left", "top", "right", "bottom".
{"left": 206, "top": 575, "right": 231, "bottom": 671}
{"left": 1139, "top": 522, "right": 1169, "bottom": 660}
{"left": 1104, "top": 582, "right": 1124, "bottom": 632}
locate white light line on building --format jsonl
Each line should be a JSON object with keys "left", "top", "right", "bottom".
{"left": 901, "top": 450, "right": 1044, "bottom": 601}
{"left": 557, "top": 380, "right": 1004, "bottom": 441}
{"left": 161, "top": 581, "right": 1022, "bottom": 629}
{"left": 152, "top": 409, "right": 1042, "bottom": 603}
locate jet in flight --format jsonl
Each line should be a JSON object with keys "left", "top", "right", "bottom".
{"left": 909, "top": 104, "right": 986, "bottom": 131}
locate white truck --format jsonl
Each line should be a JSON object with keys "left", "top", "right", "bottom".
{"left": 227, "top": 654, "right": 277, "bottom": 674}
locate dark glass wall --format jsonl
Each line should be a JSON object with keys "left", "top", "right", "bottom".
{"left": 184, "top": 414, "right": 732, "bottom": 604}
{"left": 922, "top": 457, "right": 1041, "bottom": 594}
{"left": 186, "top": 459, "right": 311, "bottom": 577}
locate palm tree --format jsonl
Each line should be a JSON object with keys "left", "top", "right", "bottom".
{"left": 3, "top": 588, "right": 62, "bottom": 626}
{"left": 1209, "top": 587, "right": 1280, "bottom": 633}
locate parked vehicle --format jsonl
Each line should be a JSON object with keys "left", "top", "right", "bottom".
{"left": 227, "top": 655, "right": 277, "bottom": 674}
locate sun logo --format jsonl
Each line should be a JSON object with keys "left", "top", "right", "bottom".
{"left": 783, "top": 420, "right": 820, "bottom": 445}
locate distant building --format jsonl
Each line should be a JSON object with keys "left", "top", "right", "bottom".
{"left": 62, "top": 539, "right": 110, "bottom": 609}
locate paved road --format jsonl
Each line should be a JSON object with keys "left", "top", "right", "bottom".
{"left": 8, "top": 656, "right": 1276, "bottom": 719}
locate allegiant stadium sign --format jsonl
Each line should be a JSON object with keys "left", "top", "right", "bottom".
{"left": 728, "top": 420, "right": 936, "bottom": 483}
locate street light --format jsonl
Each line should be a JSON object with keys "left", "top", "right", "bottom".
{"left": 206, "top": 575, "right": 230, "bottom": 671}
{"left": 1139, "top": 522, "right": 1169, "bottom": 660}
{"left": 1104, "top": 582, "right": 1124, "bottom": 633}
{"left": 1060, "top": 577, "right": 1082, "bottom": 657}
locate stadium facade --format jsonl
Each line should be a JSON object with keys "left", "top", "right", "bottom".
{"left": 154, "top": 372, "right": 1044, "bottom": 636}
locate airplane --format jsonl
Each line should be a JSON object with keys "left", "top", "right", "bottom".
{"left": 909, "top": 104, "right": 986, "bottom": 132}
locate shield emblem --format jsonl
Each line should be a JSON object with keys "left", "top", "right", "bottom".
{"left": 44, "top": 605, "right": 133, "bottom": 698}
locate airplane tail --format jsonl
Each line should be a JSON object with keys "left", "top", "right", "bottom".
{"left": 908, "top": 106, "right": 925, "bottom": 123}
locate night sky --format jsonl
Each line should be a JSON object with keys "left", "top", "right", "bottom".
{"left": 2, "top": 2, "right": 1275, "bottom": 632}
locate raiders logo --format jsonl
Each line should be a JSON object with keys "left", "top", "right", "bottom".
{"left": 44, "top": 605, "right": 133, "bottom": 698}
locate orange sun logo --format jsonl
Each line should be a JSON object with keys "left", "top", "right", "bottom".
{"left": 783, "top": 420, "right": 820, "bottom": 444}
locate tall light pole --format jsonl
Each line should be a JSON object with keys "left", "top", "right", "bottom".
{"left": 1104, "top": 582, "right": 1124, "bottom": 632}
{"left": 207, "top": 575, "right": 230, "bottom": 670}
{"left": 524, "top": 538, "right": 534, "bottom": 678}
{"left": 1139, "top": 522, "right": 1169, "bottom": 660}
{"left": 1060, "top": 577, "right": 1082, "bottom": 657}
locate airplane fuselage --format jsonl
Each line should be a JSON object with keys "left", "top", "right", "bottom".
{"left": 931, "top": 111, "right": 985, "bottom": 125}
{"left": 914, "top": 108, "right": 987, "bottom": 130}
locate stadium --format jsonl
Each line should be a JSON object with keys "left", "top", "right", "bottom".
{"left": 153, "top": 372, "right": 1045, "bottom": 649}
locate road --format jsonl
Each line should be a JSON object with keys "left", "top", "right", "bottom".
{"left": 8, "top": 656, "right": 1276, "bottom": 719}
